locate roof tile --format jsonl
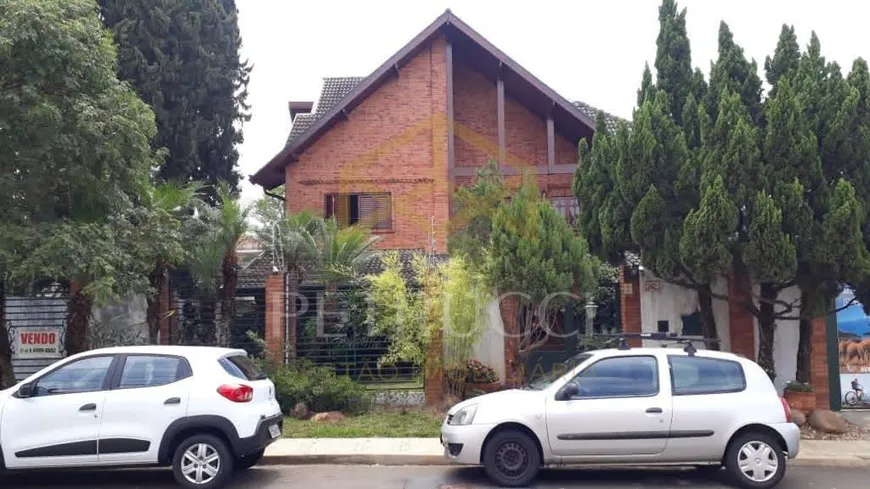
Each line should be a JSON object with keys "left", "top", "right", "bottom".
{"left": 285, "top": 77, "right": 364, "bottom": 147}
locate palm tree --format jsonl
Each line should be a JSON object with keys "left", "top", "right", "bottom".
{"left": 259, "top": 211, "right": 322, "bottom": 361}
{"left": 141, "top": 181, "right": 203, "bottom": 344}
{"left": 187, "top": 183, "right": 249, "bottom": 347}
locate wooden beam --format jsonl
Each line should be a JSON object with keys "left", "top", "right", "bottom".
{"left": 446, "top": 40, "right": 455, "bottom": 174}
{"left": 497, "top": 76, "right": 506, "bottom": 165}
{"left": 453, "top": 164, "right": 575, "bottom": 178}
{"left": 547, "top": 115, "right": 555, "bottom": 172}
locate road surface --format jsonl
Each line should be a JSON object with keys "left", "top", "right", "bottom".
{"left": 4, "top": 464, "right": 867, "bottom": 488}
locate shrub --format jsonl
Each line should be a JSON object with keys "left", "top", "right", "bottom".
{"left": 272, "top": 362, "right": 372, "bottom": 415}
{"left": 784, "top": 380, "right": 814, "bottom": 392}
{"left": 465, "top": 359, "right": 498, "bottom": 384}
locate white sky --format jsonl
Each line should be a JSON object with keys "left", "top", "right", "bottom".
{"left": 235, "top": 0, "right": 870, "bottom": 206}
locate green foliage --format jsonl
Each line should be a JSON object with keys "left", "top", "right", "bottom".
{"left": 366, "top": 252, "right": 428, "bottom": 368}
{"left": 654, "top": 0, "right": 694, "bottom": 124}
{"left": 272, "top": 362, "right": 372, "bottom": 414}
{"left": 743, "top": 192, "right": 796, "bottom": 284}
{"left": 449, "top": 159, "right": 508, "bottom": 269}
{"left": 320, "top": 219, "right": 380, "bottom": 284}
{"left": 98, "top": 0, "right": 251, "bottom": 199}
{"left": 680, "top": 176, "right": 737, "bottom": 284}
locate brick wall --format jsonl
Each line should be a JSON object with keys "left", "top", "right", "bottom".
{"left": 264, "top": 273, "right": 286, "bottom": 364}
{"left": 285, "top": 37, "right": 449, "bottom": 253}
{"left": 618, "top": 266, "right": 642, "bottom": 347}
{"left": 810, "top": 317, "right": 831, "bottom": 409}
{"left": 728, "top": 272, "right": 755, "bottom": 359}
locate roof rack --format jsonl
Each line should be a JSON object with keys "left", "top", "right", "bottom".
{"left": 592, "top": 332, "right": 720, "bottom": 356}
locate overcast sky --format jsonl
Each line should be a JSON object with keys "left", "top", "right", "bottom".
{"left": 234, "top": 0, "right": 870, "bottom": 206}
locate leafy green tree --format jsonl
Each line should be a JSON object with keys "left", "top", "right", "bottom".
{"left": 487, "top": 181, "right": 597, "bottom": 383}
{"left": 98, "top": 0, "right": 251, "bottom": 200}
{"left": 0, "top": 0, "right": 160, "bottom": 356}
{"left": 448, "top": 159, "right": 508, "bottom": 270}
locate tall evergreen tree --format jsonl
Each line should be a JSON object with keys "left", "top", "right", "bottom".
{"left": 99, "top": 0, "right": 251, "bottom": 202}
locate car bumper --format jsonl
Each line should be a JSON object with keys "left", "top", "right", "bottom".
{"left": 769, "top": 422, "right": 800, "bottom": 459}
{"left": 235, "top": 414, "right": 283, "bottom": 457}
{"left": 440, "top": 422, "right": 494, "bottom": 465}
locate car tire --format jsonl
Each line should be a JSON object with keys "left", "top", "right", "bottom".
{"left": 482, "top": 429, "right": 541, "bottom": 488}
{"left": 724, "top": 432, "right": 786, "bottom": 489}
{"left": 235, "top": 449, "right": 265, "bottom": 471}
{"left": 172, "top": 434, "right": 234, "bottom": 489}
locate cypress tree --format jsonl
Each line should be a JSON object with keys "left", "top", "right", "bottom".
{"left": 99, "top": 0, "right": 251, "bottom": 201}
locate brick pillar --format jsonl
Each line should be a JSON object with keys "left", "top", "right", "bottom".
{"left": 728, "top": 272, "right": 755, "bottom": 358}
{"left": 158, "top": 277, "right": 171, "bottom": 345}
{"left": 264, "top": 273, "right": 286, "bottom": 365}
{"left": 619, "top": 266, "right": 642, "bottom": 347}
{"left": 500, "top": 294, "right": 523, "bottom": 386}
{"left": 810, "top": 317, "right": 831, "bottom": 410}
{"left": 425, "top": 328, "right": 444, "bottom": 405}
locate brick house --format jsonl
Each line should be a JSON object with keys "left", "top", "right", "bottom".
{"left": 249, "top": 9, "right": 840, "bottom": 409}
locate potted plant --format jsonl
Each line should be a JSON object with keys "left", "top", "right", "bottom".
{"left": 465, "top": 359, "right": 501, "bottom": 394}
{"left": 783, "top": 380, "right": 816, "bottom": 414}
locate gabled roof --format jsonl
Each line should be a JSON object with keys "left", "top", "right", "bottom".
{"left": 250, "top": 9, "right": 618, "bottom": 189}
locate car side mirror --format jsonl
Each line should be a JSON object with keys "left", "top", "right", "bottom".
{"left": 16, "top": 382, "right": 35, "bottom": 398}
{"left": 556, "top": 381, "right": 580, "bottom": 401}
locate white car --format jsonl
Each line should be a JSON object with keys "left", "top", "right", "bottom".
{"left": 0, "top": 345, "right": 283, "bottom": 488}
{"left": 441, "top": 338, "right": 799, "bottom": 489}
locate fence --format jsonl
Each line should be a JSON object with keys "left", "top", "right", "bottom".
{"left": 5, "top": 295, "right": 68, "bottom": 381}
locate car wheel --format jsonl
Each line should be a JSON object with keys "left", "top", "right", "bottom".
{"left": 725, "top": 432, "right": 786, "bottom": 489}
{"left": 482, "top": 429, "right": 541, "bottom": 488}
{"left": 172, "top": 434, "right": 234, "bottom": 488}
{"left": 235, "top": 449, "right": 265, "bottom": 471}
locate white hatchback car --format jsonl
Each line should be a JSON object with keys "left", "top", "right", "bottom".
{"left": 441, "top": 338, "right": 799, "bottom": 488}
{"left": 0, "top": 345, "right": 282, "bottom": 488}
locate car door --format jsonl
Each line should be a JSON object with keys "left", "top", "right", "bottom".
{"left": 0, "top": 355, "right": 117, "bottom": 469}
{"left": 97, "top": 354, "right": 194, "bottom": 465}
{"left": 545, "top": 354, "right": 673, "bottom": 458}
{"left": 662, "top": 354, "right": 748, "bottom": 462}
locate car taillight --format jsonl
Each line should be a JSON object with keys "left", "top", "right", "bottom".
{"left": 218, "top": 384, "right": 254, "bottom": 403}
{"left": 779, "top": 397, "right": 792, "bottom": 423}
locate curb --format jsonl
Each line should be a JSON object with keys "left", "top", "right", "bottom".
{"left": 261, "top": 454, "right": 870, "bottom": 468}
{"left": 261, "top": 454, "right": 450, "bottom": 466}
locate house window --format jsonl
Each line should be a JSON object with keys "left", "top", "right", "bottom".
{"left": 681, "top": 311, "right": 702, "bottom": 336}
{"left": 325, "top": 193, "right": 392, "bottom": 231}
{"left": 551, "top": 196, "right": 580, "bottom": 222}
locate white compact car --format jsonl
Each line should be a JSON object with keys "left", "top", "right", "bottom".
{"left": 0, "top": 345, "right": 283, "bottom": 488}
{"left": 441, "top": 337, "right": 799, "bottom": 488}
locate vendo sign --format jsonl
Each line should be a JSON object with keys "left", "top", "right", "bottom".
{"left": 13, "top": 328, "right": 63, "bottom": 359}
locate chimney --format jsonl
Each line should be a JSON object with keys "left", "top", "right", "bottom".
{"left": 288, "top": 101, "right": 314, "bottom": 122}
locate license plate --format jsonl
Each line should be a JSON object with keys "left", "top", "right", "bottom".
{"left": 268, "top": 424, "right": 281, "bottom": 439}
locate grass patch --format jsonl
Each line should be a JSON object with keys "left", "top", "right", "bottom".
{"left": 283, "top": 408, "right": 443, "bottom": 438}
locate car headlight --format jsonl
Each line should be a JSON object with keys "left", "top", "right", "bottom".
{"left": 448, "top": 404, "right": 478, "bottom": 425}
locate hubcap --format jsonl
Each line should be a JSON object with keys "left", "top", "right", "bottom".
{"left": 737, "top": 440, "right": 778, "bottom": 483}
{"left": 181, "top": 443, "right": 221, "bottom": 485}
{"left": 495, "top": 442, "right": 529, "bottom": 478}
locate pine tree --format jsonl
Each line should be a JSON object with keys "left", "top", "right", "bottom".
{"left": 654, "top": 0, "right": 694, "bottom": 125}
{"left": 99, "top": 0, "right": 251, "bottom": 202}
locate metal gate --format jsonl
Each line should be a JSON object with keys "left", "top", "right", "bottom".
{"left": 294, "top": 286, "right": 419, "bottom": 385}
{"left": 5, "top": 295, "right": 68, "bottom": 381}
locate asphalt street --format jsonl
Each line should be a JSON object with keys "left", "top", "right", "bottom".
{"left": 3, "top": 465, "right": 869, "bottom": 488}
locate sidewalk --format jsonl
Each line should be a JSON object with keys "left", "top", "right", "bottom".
{"left": 263, "top": 438, "right": 870, "bottom": 467}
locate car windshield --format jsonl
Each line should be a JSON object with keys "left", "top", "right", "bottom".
{"left": 524, "top": 353, "right": 593, "bottom": 390}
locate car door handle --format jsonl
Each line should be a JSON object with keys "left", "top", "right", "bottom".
{"left": 164, "top": 397, "right": 181, "bottom": 405}
{"left": 646, "top": 407, "right": 663, "bottom": 414}
{"left": 79, "top": 403, "right": 97, "bottom": 412}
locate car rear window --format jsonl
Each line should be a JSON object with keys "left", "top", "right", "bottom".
{"left": 669, "top": 356, "right": 746, "bottom": 395}
{"left": 219, "top": 355, "right": 267, "bottom": 381}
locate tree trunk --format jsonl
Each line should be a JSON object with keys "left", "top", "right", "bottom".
{"left": 218, "top": 251, "right": 239, "bottom": 348}
{"left": 795, "top": 287, "right": 813, "bottom": 384}
{"left": 65, "top": 286, "right": 93, "bottom": 356}
{"left": 286, "top": 270, "right": 299, "bottom": 362}
{"left": 697, "top": 284, "right": 720, "bottom": 351}
{"left": 0, "top": 279, "right": 16, "bottom": 389}
{"left": 146, "top": 262, "right": 166, "bottom": 345}
{"left": 756, "top": 283, "right": 778, "bottom": 381}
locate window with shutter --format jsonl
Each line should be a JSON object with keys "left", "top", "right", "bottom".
{"left": 358, "top": 194, "right": 377, "bottom": 228}
{"left": 374, "top": 193, "right": 391, "bottom": 231}
{"left": 324, "top": 193, "right": 392, "bottom": 231}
